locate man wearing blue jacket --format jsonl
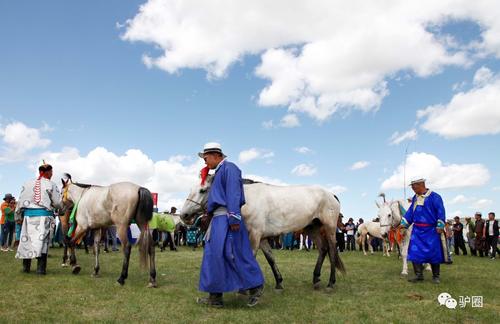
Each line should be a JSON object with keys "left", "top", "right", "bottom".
{"left": 196, "top": 143, "right": 264, "bottom": 308}
{"left": 401, "top": 178, "right": 446, "bottom": 284}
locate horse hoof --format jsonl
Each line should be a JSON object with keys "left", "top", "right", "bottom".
{"left": 274, "top": 287, "right": 284, "bottom": 293}
{"left": 147, "top": 282, "right": 157, "bottom": 288}
{"left": 325, "top": 286, "right": 335, "bottom": 293}
{"left": 61, "top": 263, "right": 68, "bottom": 268}
{"left": 91, "top": 273, "right": 99, "bottom": 278}
{"left": 117, "top": 279, "right": 125, "bottom": 286}
{"left": 313, "top": 282, "right": 321, "bottom": 290}
{"left": 72, "top": 265, "right": 81, "bottom": 275}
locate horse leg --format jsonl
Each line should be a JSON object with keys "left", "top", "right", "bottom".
{"left": 324, "top": 229, "right": 339, "bottom": 290}
{"left": 92, "top": 229, "right": 101, "bottom": 277}
{"left": 103, "top": 228, "right": 109, "bottom": 253}
{"left": 169, "top": 232, "right": 177, "bottom": 251}
{"left": 362, "top": 235, "right": 368, "bottom": 255}
{"left": 311, "top": 229, "right": 328, "bottom": 289}
{"left": 60, "top": 214, "right": 70, "bottom": 267}
{"left": 260, "top": 240, "right": 283, "bottom": 290}
{"left": 116, "top": 225, "right": 132, "bottom": 286}
{"left": 368, "top": 236, "right": 374, "bottom": 254}
{"left": 384, "top": 239, "right": 390, "bottom": 257}
{"left": 69, "top": 227, "right": 87, "bottom": 275}
{"left": 62, "top": 243, "right": 69, "bottom": 267}
{"left": 148, "top": 229, "right": 157, "bottom": 288}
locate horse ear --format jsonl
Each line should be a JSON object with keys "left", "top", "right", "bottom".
{"left": 375, "top": 201, "right": 381, "bottom": 209}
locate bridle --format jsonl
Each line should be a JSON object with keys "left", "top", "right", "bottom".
{"left": 185, "top": 198, "right": 207, "bottom": 213}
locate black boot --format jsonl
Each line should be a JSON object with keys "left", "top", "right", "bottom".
{"left": 408, "top": 262, "right": 424, "bottom": 283}
{"left": 22, "top": 259, "right": 31, "bottom": 273}
{"left": 196, "top": 293, "right": 223, "bottom": 308}
{"left": 36, "top": 253, "right": 47, "bottom": 275}
{"left": 431, "top": 263, "right": 440, "bottom": 284}
{"left": 247, "top": 285, "right": 264, "bottom": 307}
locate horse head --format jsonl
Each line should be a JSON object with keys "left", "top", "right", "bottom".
{"left": 180, "top": 173, "right": 214, "bottom": 225}
{"left": 377, "top": 199, "right": 405, "bottom": 238}
{"left": 60, "top": 173, "right": 75, "bottom": 214}
{"left": 377, "top": 201, "right": 394, "bottom": 238}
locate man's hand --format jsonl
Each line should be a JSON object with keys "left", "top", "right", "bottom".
{"left": 227, "top": 213, "right": 241, "bottom": 232}
{"left": 200, "top": 214, "right": 212, "bottom": 232}
{"left": 229, "top": 223, "right": 240, "bottom": 232}
{"left": 436, "top": 228, "right": 444, "bottom": 234}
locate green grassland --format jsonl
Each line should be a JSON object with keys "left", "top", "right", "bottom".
{"left": 0, "top": 246, "right": 498, "bottom": 323}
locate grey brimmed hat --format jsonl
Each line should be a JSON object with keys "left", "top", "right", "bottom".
{"left": 198, "top": 142, "right": 227, "bottom": 158}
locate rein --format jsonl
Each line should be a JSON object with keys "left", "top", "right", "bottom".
{"left": 65, "top": 186, "right": 89, "bottom": 239}
{"left": 185, "top": 198, "right": 207, "bottom": 213}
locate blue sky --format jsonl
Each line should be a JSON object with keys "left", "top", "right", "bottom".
{"left": 1, "top": 1, "right": 499, "bottom": 220}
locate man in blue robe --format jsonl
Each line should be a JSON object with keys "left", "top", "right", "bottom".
{"left": 196, "top": 142, "right": 264, "bottom": 308}
{"left": 401, "top": 178, "right": 446, "bottom": 284}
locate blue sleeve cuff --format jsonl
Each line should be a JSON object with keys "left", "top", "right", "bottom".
{"left": 401, "top": 217, "right": 409, "bottom": 228}
{"left": 436, "top": 219, "right": 445, "bottom": 229}
{"left": 228, "top": 213, "right": 241, "bottom": 225}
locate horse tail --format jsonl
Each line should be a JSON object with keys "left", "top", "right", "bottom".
{"left": 135, "top": 187, "right": 154, "bottom": 269}
{"left": 334, "top": 247, "right": 346, "bottom": 274}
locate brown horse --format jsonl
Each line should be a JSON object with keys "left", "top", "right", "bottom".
{"left": 61, "top": 174, "right": 156, "bottom": 287}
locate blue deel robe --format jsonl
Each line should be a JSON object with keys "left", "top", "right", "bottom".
{"left": 402, "top": 191, "right": 446, "bottom": 264}
{"left": 199, "top": 160, "right": 264, "bottom": 293}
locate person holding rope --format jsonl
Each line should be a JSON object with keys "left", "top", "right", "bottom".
{"left": 401, "top": 178, "right": 447, "bottom": 284}
{"left": 15, "top": 161, "right": 62, "bottom": 274}
{"left": 196, "top": 142, "right": 264, "bottom": 308}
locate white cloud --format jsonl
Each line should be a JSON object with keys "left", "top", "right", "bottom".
{"left": 381, "top": 152, "right": 490, "bottom": 190}
{"left": 450, "top": 210, "right": 463, "bottom": 217}
{"left": 448, "top": 194, "right": 472, "bottom": 205}
{"left": 122, "top": 0, "right": 500, "bottom": 122}
{"left": 280, "top": 114, "right": 300, "bottom": 128}
{"left": 473, "top": 66, "right": 494, "bottom": 86}
{"left": 0, "top": 121, "right": 51, "bottom": 162}
{"left": 389, "top": 129, "right": 418, "bottom": 145}
{"left": 291, "top": 163, "right": 317, "bottom": 177}
{"left": 294, "top": 146, "right": 313, "bottom": 154}
{"left": 40, "top": 146, "right": 204, "bottom": 211}
{"left": 493, "top": 186, "right": 500, "bottom": 191}
{"left": 350, "top": 161, "right": 370, "bottom": 170}
{"left": 419, "top": 67, "right": 500, "bottom": 138}
{"left": 262, "top": 120, "right": 274, "bottom": 129}
{"left": 262, "top": 114, "right": 300, "bottom": 129}
{"left": 469, "top": 198, "right": 493, "bottom": 210}
{"left": 238, "top": 148, "right": 274, "bottom": 164}
{"left": 329, "top": 185, "right": 347, "bottom": 194}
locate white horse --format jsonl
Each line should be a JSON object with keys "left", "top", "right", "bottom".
{"left": 356, "top": 222, "right": 391, "bottom": 256}
{"left": 180, "top": 177, "right": 346, "bottom": 290}
{"left": 61, "top": 174, "right": 157, "bottom": 287}
{"left": 376, "top": 198, "right": 431, "bottom": 275}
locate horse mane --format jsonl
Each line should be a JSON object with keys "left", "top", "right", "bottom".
{"left": 74, "top": 183, "right": 98, "bottom": 189}
{"left": 243, "top": 178, "right": 261, "bottom": 185}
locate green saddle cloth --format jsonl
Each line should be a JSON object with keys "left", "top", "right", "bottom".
{"left": 149, "top": 213, "right": 176, "bottom": 232}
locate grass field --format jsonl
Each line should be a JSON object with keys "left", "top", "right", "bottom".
{"left": 0, "top": 246, "right": 498, "bottom": 323}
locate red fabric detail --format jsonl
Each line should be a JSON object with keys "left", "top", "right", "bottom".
{"left": 200, "top": 166, "right": 210, "bottom": 186}
{"left": 414, "top": 222, "right": 432, "bottom": 227}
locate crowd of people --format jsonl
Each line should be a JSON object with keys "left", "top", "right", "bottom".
{"left": 0, "top": 151, "right": 498, "bottom": 309}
